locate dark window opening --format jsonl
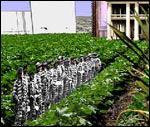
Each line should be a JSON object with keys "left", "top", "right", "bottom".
{"left": 139, "top": 4, "right": 149, "bottom": 14}
{"left": 130, "top": 4, "right": 135, "bottom": 14}
{"left": 112, "top": 4, "right": 126, "bottom": 14}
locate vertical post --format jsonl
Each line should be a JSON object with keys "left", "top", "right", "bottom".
{"left": 22, "top": 11, "right": 27, "bottom": 34}
{"left": 126, "top": 3, "right": 131, "bottom": 38}
{"left": 29, "top": 1, "right": 34, "bottom": 34}
{"left": 134, "top": 2, "right": 139, "bottom": 40}
{"left": 92, "top": 1, "right": 100, "bottom": 37}
{"left": 16, "top": 12, "right": 20, "bottom": 34}
{"left": 96, "top": 1, "right": 100, "bottom": 37}
{"left": 107, "top": 2, "right": 112, "bottom": 40}
{"left": 92, "top": 1, "right": 96, "bottom": 37}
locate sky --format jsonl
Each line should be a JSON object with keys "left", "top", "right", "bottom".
{"left": 76, "top": 1, "right": 92, "bottom": 16}
{"left": 1, "top": 1, "right": 92, "bottom": 16}
{"left": 1, "top": 1, "right": 31, "bottom": 11}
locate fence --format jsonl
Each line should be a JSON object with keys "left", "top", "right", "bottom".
{"left": 13, "top": 53, "right": 102, "bottom": 126}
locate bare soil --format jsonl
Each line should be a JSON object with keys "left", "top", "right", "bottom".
{"left": 97, "top": 84, "right": 138, "bottom": 126}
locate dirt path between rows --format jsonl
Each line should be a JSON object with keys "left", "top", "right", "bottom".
{"left": 97, "top": 84, "right": 138, "bottom": 126}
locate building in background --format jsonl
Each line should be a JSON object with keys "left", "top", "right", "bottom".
{"left": 1, "top": 1, "right": 32, "bottom": 34}
{"left": 92, "top": 1, "right": 107, "bottom": 37}
{"left": 107, "top": 1, "right": 149, "bottom": 40}
{"left": 31, "top": 1, "right": 76, "bottom": 34}
{"left": 2, "top": 1, "right": 148, "bottom": 39}
{"left": 93, "top": 1, "right": 149, "bottom": 40}
{"left": 1, "top": 1, "right": 76, "bottom": 34}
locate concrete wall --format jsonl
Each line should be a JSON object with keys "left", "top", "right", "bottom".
{"left": 1, "top": 11, "right": 33, "bottom": 34}
{"left": 99, "top": 1, "right": 107, "bottom": 27}
{"left": 30, "top": 1, "right": 76, "bottom": 34}
{"left": 98, "top": 1, "right": 107, "bottom": 37}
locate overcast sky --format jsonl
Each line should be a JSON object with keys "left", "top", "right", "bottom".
{"left": 1, "top": 1, "right": 92, "bottom": 16}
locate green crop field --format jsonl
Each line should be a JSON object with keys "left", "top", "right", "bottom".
{"left": 1, "top": 33, "right": 148, "bottom": 126}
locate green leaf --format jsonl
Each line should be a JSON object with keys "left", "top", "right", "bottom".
{"left": 62, "top": 113, "right": 73, "bottom": 117}
{"left": 105, "top": 100, "right": 113, "bottom": 105}
{"left": 115, "top": 86, "right": 124, "bottom": 91}
{"left": 108, "top": 24, "right": 149, "bottom": 64}
{"left": 56, "top": 107, "right": 68, "bottom": 115}
{"left": 99, "top": 110, "right": 108, "bottom": 114}
{"left": 134, "top": 9, "right": 149, "bottom": 43}
{"left": 136, "top": 81, "right": 149, "bottom": 95}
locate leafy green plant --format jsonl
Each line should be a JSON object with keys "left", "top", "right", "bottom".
{"left": 1, "top": 34, "right": 128, "bottom": 125}
{"left": 1, "top": 33, "right": 148, "bottom": 125}
{"left": 25, "top": 41, "right": 148, "bottom": 126}
{"left": 109, "top": 6, "right": 149, "bottom": 126}
{"left": 0, "top": 34, "right": 122, "bottom": 125}
{"left": 1, "top": 94, "right": 15, "bottom": 125}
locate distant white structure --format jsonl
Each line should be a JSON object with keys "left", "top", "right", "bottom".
{"left": 1, "top": 1, "right": 76, "bottom": 34}
{"left": 1, "top": 11, "right": 33, "bottom": 34}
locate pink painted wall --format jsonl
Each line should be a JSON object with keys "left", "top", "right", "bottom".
{"left": 98, "top": 1, "right": 107, "bottom": 37}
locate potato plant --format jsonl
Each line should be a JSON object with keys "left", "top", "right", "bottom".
{"left": 1, "top": 33, "right": 148, "bottom": 125}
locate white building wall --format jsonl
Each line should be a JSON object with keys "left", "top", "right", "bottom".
{"left": 1, "top": 11, "right": 32, "bottom": 34}
{"left": 24, "top": 12, "right": 33, "bottom": 34}
{"left": 1, "top": 12, "right": 18, "bottom": 34}
{"left": 30, "top": 1, "right": 76, "bottom": 34}
{"left": 16, "top": 12, "right": 24, "bottom": 34}
{"left": 1, "top": 1, "right": 76, "bottom": 34}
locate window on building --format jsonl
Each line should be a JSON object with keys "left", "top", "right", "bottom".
{"left": 130, "top": 4, "right": 135, "bottom": 14}
{"left": 139, "top": 4, "right": 149, "bottom": 14}
{"left": 112, "top": 4, "right": 126, "bottom": 14}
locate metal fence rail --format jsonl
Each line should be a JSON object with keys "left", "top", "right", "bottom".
{"left": 13, "top": 53, "right": 102, "bottom": 126}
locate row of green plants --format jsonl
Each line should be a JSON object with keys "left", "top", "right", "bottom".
{"left": 26, "top": 7, "right": 149, "bottom": 126}
{"left": 1, "top": 34, "right": 127, "bottom": 125}
{"left": 110, "top": 6, "right": 149, "bottom": 126}
{"left": 25, "top": 40, "right": 148, "bottom": 126}
{"left": 1, "top": 26, "right": 149, "bottom": 126}
{"left": 1, "top": 34, "right": 126, "bottom": 95}
{"left": 25, "top": 56, "right": 130, "bottom": 126}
